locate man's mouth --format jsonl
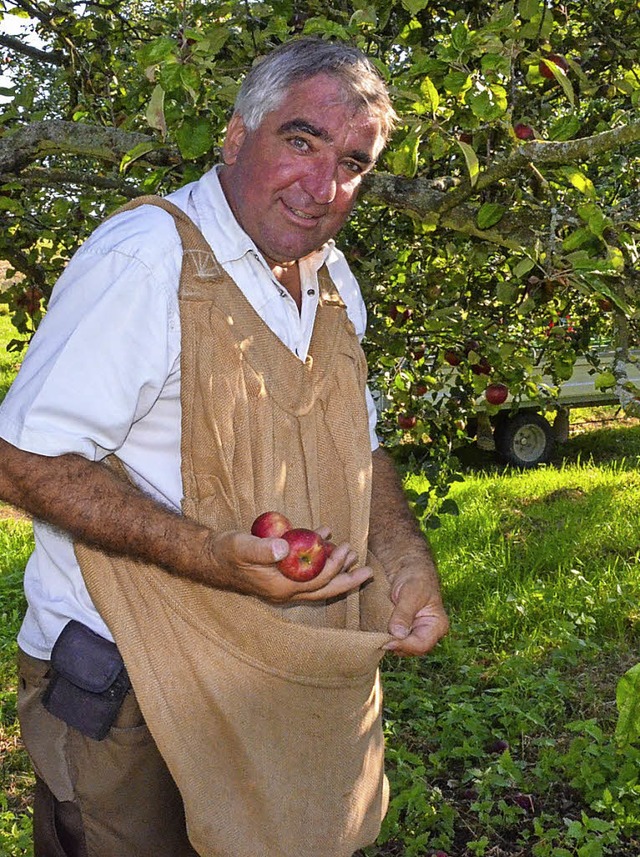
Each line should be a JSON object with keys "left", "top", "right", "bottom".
{"left": 284, "top": 202, "right": 322, "bottom": 222}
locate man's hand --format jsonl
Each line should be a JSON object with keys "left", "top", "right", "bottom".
{"left": 382, "top": 571, "right": 449, "bottom": 656}
{"left": 205, "top": 529, "right": 373, "bottom": 604}
{"left": 369, "top": 447, "right": 449, "bottom": 658}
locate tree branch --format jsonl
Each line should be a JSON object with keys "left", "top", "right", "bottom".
{"left": 439, "top": 120, "right": 640, "bottom": 212}
{"left": 0, "top": 167, "right": 142, "bottom": 198}
{"left": 0, "top": 33, "right": 64, "bottom": 65}
{"left": 0, "top": 120, "right": 180, "bottom": 173}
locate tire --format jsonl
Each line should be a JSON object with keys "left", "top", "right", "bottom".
{"left": 494, "top": 411, "right": 554, "bottom": 468}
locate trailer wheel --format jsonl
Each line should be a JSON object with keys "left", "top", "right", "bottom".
{"left": 495, "top": 411, "right": 554, "bottom": 468}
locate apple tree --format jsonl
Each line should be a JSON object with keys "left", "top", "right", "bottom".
{"left": 1, "top": 0, "right": 639, "bottom": 516}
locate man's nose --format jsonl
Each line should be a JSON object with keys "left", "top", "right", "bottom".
{"left": 301, "top": 158, "right": 338, "bottom": 204}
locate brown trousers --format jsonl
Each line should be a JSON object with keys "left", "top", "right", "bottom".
{"left": 17, "top": 649, "right": 199, "bottom": 857}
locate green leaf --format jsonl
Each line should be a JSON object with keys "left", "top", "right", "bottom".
{"left": 562, "top": 227, "right": 596, "bottom": 252}
{"left": 476, "top": 202, "right": 505, "bottom": 229}
{"left": 486, "top": 3, "right": 516, "bottom": 32}
{"left": 450, "top": 22, "right": 470, "bottom": 52}
{"left": 496, "top": 281, "right": 519, "bottom": 303}
{"left": 594, "top": 370, "right": 616, "bottom": 390}
{"left": 419, "top": 76, "right": 440, "bottom": 115}
{"left": 466, "top": 84, "right": 507, "bottom": 121}
{"left": 558, "top": 167, "right": 596, "bottom": 200}
{"left": 401, "top": 0, "right": 429, "bottom": 14}
{"left": 519, "top": 0, "right": 541, "bottom": 19}
{"left": 391, "top": 131, "right": 421, "bottom": 178}
{"left": 119, "top": 141, "right": 158, "bottom": 174}
{"left": 175, "top": 116, "right": 214, "bottom": 160}
{"left": 513, "top": 257, "right": 535, "bottom": 278}
{"left": 200, "top": 28, "right": 229, "bottom": 58}
{"left": 438, "top": 497, "right": 459, "bottom": 516}
{"left": 549, "top": 114, "right": 582, "bottom": 141}
{"left": 540, "top": 58, "right": 575, "bottom": 108}
{"left": 0, "top": 196, "right": 23, "bottom": 212}
{"left": 443, "top": 71, "right": 471, "bottom": 96}
{"left": 137, "top": 36, "right": 177, "bottom": 67}
{"left": 350, "top": 7, "right": 378, "bottom": 28}
{"left": 457, "top": 140, "right": 479, "bottom": 186}
{"left": 145, "top": 85, "right": 167, "bottom": 137}
{"left": 615, "top": 663, "right": 640, "bottom": 746}
{"left": 302, "top": 17, "right": 350, "bottom": 39}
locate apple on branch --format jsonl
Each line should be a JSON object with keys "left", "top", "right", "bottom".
{"left": 514, "top": 122, "right": 535, "bottom": 141}
{"left": 485, "top": 382, "right": 509, "bottom": 405}
{"left": 539, "top": 53, "right": 569, "bottom": 79}
{"left": 397, "top": 412, "right": 417, "bottom": 430}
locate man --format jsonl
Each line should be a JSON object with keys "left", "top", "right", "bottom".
{"left": 0, "top": 38, "right": 448, "bottom": 857}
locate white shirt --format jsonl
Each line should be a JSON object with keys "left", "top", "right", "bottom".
{"left": 0, "top": 167, "right": 378, "bottom": 658}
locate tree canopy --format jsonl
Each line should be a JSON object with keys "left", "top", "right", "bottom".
{"left": 1, "top": 0, "right": 639, "bottom": 509}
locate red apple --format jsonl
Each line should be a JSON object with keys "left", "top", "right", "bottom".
{"left": 485, "top": 382, "right": 509, "bottom": 405}
{"left": 414, "top": 382, "right": 428, "bottom": 397}
{"left": 397, "top": 413, "right": 417, "bottom": 430}
{"left": 539, "top": 53, "right": 569, "bottom": 79}
{"left": 323, "top": 539, "right": 336, "bottom": 557}
{"left": 514, "top": 122, "right": 534, "bottom": 140}
{"left": 444, "top": 349, "right": 461, "bottom": 366}
{"left": 388, "top": 305, "right": 412, "bottom": 325}
{"left": 277, "top": 528, "right": 328, "bottom": 581}
{"left": 251, "top": 511, "right": 293, "bottom": 538}
{"left": 471, "top": 357, "right": 491, "bottom": 376}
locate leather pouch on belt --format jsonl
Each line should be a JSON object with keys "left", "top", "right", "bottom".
{"left": 42, "top": 620, "right": 131, "bottom": 741}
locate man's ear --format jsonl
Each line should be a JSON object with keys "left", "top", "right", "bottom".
{"left": 222, "top": 113, "right": 247, "bottom": 165}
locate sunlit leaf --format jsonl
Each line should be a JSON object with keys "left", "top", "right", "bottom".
{"left": 145, "top": 85, "right": 167, "bottom": 137}
{"left": 119, "top": 141, "right": 158, "bottom": 173}
{"left": 477, "top": 202, "right": 506, "bottom": 229}
{"left": 558, "top": 167, "right": 596, "bottom": 200}
{"left": 457, "top": 140, "right": 479, "bottom": 186}
{"left": 615, "top": 663, "right": 640, "bottom": 747}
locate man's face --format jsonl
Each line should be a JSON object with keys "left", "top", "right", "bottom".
{"left": 219, "top": 74, "right": 385, "bottom": 267}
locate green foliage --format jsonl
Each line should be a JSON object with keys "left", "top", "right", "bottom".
{"left": 361, "top": 440, "right": 640, "bottom": 856}
{"left": 1, "top": 0, "right": 639, "bottom": 503}
{"left": 0, "top": 518, "right": 34, "bottom": 857}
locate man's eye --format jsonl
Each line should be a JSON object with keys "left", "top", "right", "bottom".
{"left": 343, "top": 160, "right": 364, "bottom": 175}
{"left": 290, "top": 137, "right": 310, "bottom": 151}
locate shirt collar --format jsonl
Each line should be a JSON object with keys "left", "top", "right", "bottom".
{"left": 191, "top": 166, "right": 332, "bottom": 270}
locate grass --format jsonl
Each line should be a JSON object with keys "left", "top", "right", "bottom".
{"left": 1, "top": 311, "right": 639, "bottom": 856}
{"left": 363, "top": 429, "right": 640, "bottom": 857}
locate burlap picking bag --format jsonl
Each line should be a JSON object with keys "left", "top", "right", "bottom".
{"left": 75, "top": 197, "right": 395, "bottom": 857}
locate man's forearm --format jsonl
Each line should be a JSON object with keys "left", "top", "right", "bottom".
{"left": 369, "top": 446, "right": 439, "bottom": 590}
{"left": 370, "top": 446, "right": 449, "bottom": 654}
{"left": 0, "top": 438, "right": 214, "bottom": 584}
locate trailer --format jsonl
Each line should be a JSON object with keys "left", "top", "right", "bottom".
{"left": 477, "top": 349, "right": 640, "bottom": 467}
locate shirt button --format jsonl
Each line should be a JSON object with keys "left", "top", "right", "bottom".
{"left": 307, "top": 289, "right": 315, "bottom": 296}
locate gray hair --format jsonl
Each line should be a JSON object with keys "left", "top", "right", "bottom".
{"left": 233, "top": 38, "right": 397, "bottom": 146}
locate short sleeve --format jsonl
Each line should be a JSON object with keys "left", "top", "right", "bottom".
{"left": 0, "top": 208, "right": 182, "bottom": 460}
